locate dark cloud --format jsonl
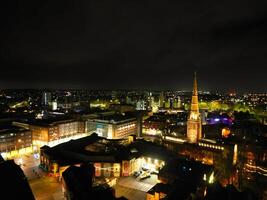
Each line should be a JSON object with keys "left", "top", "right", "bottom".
{"left": 1, "top": 0, "right": 267, "bottom": 91}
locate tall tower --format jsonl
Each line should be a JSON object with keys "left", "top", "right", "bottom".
{"left": 187, "top": 72, "right": 202, "bottom": 143}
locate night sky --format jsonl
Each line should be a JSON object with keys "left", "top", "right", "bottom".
{"left": 1, "top": 0, "right": 267, "bottom": 92}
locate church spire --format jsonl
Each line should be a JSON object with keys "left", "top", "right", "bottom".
{"left": 190, "top": 72, "right": 199, "bottom": 114}
{"left": 193, "top": 71, "right": 198, "bottom": 96}
{"left": 187, "top": 72, "right": 202, "bottom": 143}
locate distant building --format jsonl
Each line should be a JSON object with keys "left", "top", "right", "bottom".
{"left": 177, "top": 96, "right": 181, "bottom": 108}
{"left": 165, "top": 98, "right": 170, "bottom": 108}
{"left": 136, "top": 100, "right": 146, "bottom": 111}
{"left": 147, "top": 94, "right": 154, "bottom": 111}
{"left": 42, "top": 92, "right": 52, "bottom": 106}
{"left": 187, "top": 73, "right": 202, "bottom": 143}
{"left": 159, "top": 92, "right": 165, "bottom": 108}
{"left": 57, "top": 102, "right": 72, "bottom": 110}
{"left": 109, "top": 104, "right": 135, "bottom": 113}
{"left": 52, "top": 101, "right": 58, "bottom": 111}
{"left": 86, "top": 114, "right": 137, "bottom": 139}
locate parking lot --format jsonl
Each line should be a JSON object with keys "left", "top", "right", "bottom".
{"left": 115, "top": 172, "right": 158, "bottom": 200}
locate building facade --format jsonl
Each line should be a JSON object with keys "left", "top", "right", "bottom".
{"left": 40, "top": 134, "right": 166, "bottom": 180}
{"left": 0, "top": 126, "right": 32, "bottom": 158}
{"left": 30, "top": 119, "right": 85, "bottom": 146}
{"left": 86, "top": 115, "right": 137, "bottom": 139}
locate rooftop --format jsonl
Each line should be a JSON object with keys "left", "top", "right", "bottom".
{"left": 147, "top": 183, "right": 170, "bottom": 195}
{"left": 159, "top": 158, "right": 213, "bottom": 184}
{"left": 42, "top": 133, "right": 138, "bottom": 166}
{"left": 29, "top": 116, "right": 75, "bottom": 126}
{"left": 0, "top": 124, "right": 28, "bottom": 135}
{"left": 89, "top": 113, "right": 136, "bottom": 124}
{"left": 42, "top": 133, "right": 174, "bottom": 166}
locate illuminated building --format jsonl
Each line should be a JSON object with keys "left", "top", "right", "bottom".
{"left": 177, "top": 96, "right": 181, "bottom": 108}
{"left": 151, "top": 100, "right": 159, "bottom": 113}
{"left": 136, "top": 100, "right": 146, "bottom": 110}
{"left": 52, "top": 101, "right": 57, "bottom": 111}
{"left": 143, "top": 112, "right": 188, "bottom": 136}
{"left": 146, "top": 183, "right": 169, "bottom": 200}
{"left": 0, "top": 125, "right": 32, "bottom": 159}
{"left": 40, "top": 133, "right": 167, "bottom": 179}
{"left": 148, "top": 158, "right": 214, "bottom": 200}
{"left": 147, "top": 92, "right": 154, "bottom": 110}
{"left": 58, "top": 102, "right": 72, "bottom": 110}
{"left": 86, "top": 114, "right": 137, "bottom": 139}
{"left": 29, "top": 118, "right": 86, "bottom": 147}
{"left": 164, "top": 98, "right": 170, "bottom": 108}
{"left": 143, "top": 118, "right": 165, "bottom": 136}
{"left": 159, "top": 92, "right": 165, "bottom": 108}
{"left": 221, "top": 127, "right": 231, "bottom": 138}
{"left": 42, "top": 92, "right": 52, "bottom": 106}
{"left": 187, "top": 72, "right": 202, "bottom": 143}
{"left": 162, "top": 136, "right": 237, "bottom": 167}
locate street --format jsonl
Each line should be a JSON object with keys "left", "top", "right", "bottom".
{"left": 29, "top": 176, "right": 64, "bottom": 200}
{"left": 14, "top": 153, "right": 64, "bottom": 200}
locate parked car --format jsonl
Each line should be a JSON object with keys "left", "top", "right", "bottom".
{"left": 133, "top": 171, "right": 142, "bottom": 178}
{"left": 150, "top": 170, "right": 159, "bottom": 175}
{"left": 140, "top": 171, "right": 151, "bottom": 180}
{"left": 142, "top": 166, "right": 149, "bottom": 171}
